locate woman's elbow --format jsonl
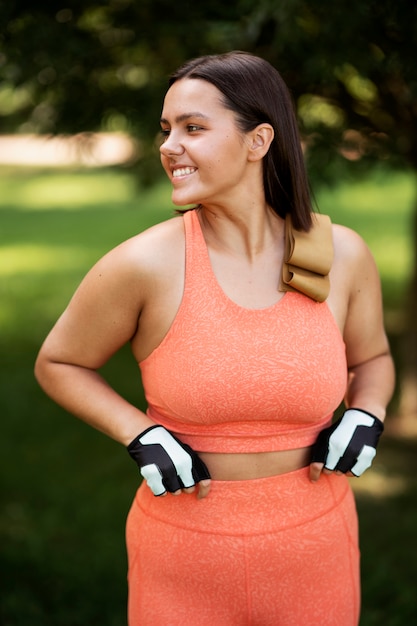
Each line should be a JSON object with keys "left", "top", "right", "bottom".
{"left": 34, "top": 349, "right": 49, "bottom": 389}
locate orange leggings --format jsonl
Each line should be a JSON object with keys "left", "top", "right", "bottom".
{"left": 126, "top": 467, "right": 360, "bottom": 626}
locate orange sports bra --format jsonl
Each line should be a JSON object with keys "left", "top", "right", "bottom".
{"left": 139, "top": 209, "right": 347, "bottom": 453}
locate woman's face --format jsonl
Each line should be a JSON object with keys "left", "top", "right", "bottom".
{"left": 159, "top": 78, "right": 252, "bottom": 208}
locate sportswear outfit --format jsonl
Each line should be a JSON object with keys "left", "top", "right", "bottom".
{"left": 126, "top": 209, "right": 360, "bottom": 625}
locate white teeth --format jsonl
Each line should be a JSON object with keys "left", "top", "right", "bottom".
{"left": 172, "top": 167, "right": 196, "bottom": 178}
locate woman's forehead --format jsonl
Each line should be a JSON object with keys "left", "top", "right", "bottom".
{"left": 161, "top": 78, "right": 225, "bottom": 118}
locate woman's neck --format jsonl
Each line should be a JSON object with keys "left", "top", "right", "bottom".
{"left": 197, "top": 204, "right": 285, "bottom": 261}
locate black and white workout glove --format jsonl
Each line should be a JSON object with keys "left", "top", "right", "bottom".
{"left": 311, "top": 408, "right": 384, "bottom": 476}
{"left": 127, "top": 425, "right": 211, "bottom": 496}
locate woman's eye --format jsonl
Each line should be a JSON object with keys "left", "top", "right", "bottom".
{"left": 159, "top": 125, "right": 201, "bottom": 141}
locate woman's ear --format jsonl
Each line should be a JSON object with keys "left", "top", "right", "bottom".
{"left": 247, "top": 124, "right": 274, "bottom": 161}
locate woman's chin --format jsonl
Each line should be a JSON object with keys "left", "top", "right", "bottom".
{"left": 171, "top": 192, "right": 198, "bottom": 207}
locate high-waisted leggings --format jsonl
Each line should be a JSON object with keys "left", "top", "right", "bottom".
{"left": 126, "top": 467, "right": 360, "bottom": 626}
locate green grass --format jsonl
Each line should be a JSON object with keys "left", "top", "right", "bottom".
{"left": 1, "top": 165, "right": 416, "bottom": 625}
{"left": 0, "top": 167, "right": 174, "bottom": 626}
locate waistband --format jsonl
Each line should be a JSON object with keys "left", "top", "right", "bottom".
{"left": 134, "top": 468, "right": 352, "bottom": 536}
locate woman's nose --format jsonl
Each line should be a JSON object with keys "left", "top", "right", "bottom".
{"left": 159, "top": 131, "right": 184, "bottom": 157}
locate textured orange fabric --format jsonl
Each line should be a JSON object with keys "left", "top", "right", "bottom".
{"left": 126, "top": 469, "right": 360, "bottom": 626}
{"left": 139, "top": 209, "right": 347, "bottom": 453}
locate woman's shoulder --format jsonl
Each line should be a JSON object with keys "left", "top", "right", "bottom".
{"left": 76, "top": 215, "right": 185, "bottom": 300}
{"left": 102, "top": 214, "right": 185, "bottom": 270}
{"left": 123, "top": 214, "right": 184, "bottom": 252}
{"left": 330, "top": 222, "right": 380, "bottom": 293}
{"left": 331, "top": 222, "right": 373, "bottom": 265}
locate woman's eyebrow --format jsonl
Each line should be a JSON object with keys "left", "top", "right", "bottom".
{"left": 160, "top": 112, "right": 210, "bottom": 125}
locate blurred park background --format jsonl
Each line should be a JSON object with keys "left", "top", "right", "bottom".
{"left": 1, "top": 1, "right": 417, "bottom": 624}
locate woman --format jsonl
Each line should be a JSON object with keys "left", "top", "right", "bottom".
{"left": 35, "top": 51, "right": 395, "bottom": 625}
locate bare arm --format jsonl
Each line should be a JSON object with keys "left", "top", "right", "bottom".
{"left": 310, "top": 227, "right": 395, "bottom": 481}
{"left": 342, "top": 229, "right": 395, "bottom": 420}
{"left": 34, "top": 238, "right": 155, "bottom": 445}
{"left": 34, "top": 222, "right": 211, "bottom": 497}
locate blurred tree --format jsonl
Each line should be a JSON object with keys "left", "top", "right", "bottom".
{"left": 1, "top": 0, "right": 416, "bottom": 418}
{"left": 0, "top": 0, "right": 244, "bottom": 179}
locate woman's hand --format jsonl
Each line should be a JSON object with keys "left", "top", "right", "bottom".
{"left": 309, "top": 408, "right": 384, "bottom": 482}
{"left": 127, "top": 425, "right": 211, "bottom": 498}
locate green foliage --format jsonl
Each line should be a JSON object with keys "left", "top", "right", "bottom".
{"left": 0, "top": 1, "right": 244, "bottom": 140}
{"left": 240, "top": 0, "right": 417, "bottom": 173}
{"left": 2, "top": 0, "right": 416, "bottom": 178}
{"left": 0, "top": 167, "right": 416, "bottom": 625}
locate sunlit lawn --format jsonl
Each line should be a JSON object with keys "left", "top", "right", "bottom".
{"left": 1, "top": 165, "right": 416, "bottom": 625}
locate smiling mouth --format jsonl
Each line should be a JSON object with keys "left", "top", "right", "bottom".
{"left": 172, "top": 167, "right": 197, "bottom": 178}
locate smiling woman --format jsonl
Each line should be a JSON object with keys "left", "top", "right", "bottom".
{"left": 34, "top": 51, "right": 395, "bottom": 626}
{"left": 159, "top": 79, "right": 265, "bottom": 210}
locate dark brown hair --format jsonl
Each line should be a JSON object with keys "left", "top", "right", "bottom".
{"left": 169, "top": 51, "right": 313, "bottom": 231}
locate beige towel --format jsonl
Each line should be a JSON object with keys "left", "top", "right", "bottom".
{"left": 279, "top": 213, "right": 333, "bottom": 302}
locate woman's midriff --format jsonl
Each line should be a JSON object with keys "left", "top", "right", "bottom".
{"left": 199, "top": 446, "right": 312, "bottom": 481}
